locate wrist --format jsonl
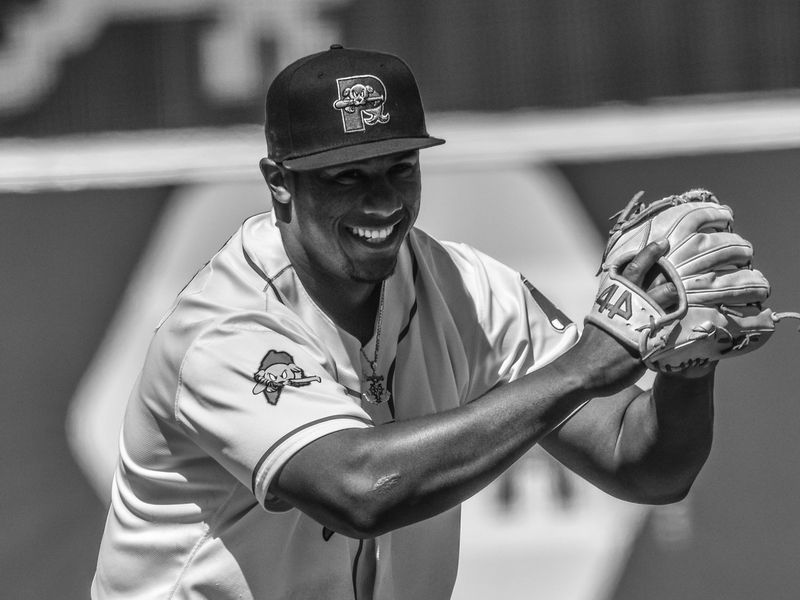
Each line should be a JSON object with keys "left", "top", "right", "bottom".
{"left": 655, "top": 361, "right": 717, "bottom": 381}
{"left": 564, "top": 323, "right": 645, "bottom": 396}
{"left": 545, "top": 350, "right": 593, "bottom": 399}
{"left": 656, "top": 361, "right": 719, "bottom": 384}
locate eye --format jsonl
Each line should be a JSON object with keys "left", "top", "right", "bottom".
{"left": 389, "top": 162, "right": 417, "bottom": 178}
{"left": 331, "top": 169, "right": 364, "bottom": 185}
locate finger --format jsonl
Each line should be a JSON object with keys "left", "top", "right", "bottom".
{"left": 621, "top": 239, "right": 670, "bottom": 286}
{"left": 648, "top": 282, "right": 679, "bottom": 309}
{"left": 642, "top": 270, "right": 667, "bottom": 293}
{"left": 670, "top": 232, "right": 754, "bottom": 272}
{"left": 684, "top": 268, "right": 771, "bottom": 304}
{"left": 666, "top": 202, "right": 734, "bottom": 242}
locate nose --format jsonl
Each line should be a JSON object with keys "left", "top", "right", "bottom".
{"left": 362, "top": 177, "right": 404, "bottom": 217}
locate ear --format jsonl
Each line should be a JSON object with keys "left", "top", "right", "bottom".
{"left": 259, "top": 158, "right": 292, "bottom": 223}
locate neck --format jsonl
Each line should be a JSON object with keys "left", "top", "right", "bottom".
{"left": 277, "top": 226, "right": 386, "bottom": 344}
{"left": 301, "top": 273, "right": 383, "bottom": 345}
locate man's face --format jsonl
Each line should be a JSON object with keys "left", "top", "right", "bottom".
{"left": 280, "top": 151, "right": 422, "bottom": 285}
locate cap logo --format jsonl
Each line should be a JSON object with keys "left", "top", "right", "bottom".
{"left": 332, "top": 74, "right": 390, "bottom": 133}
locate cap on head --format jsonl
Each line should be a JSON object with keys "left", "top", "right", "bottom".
{"left": 265, "top": 45, "right": 445, "bottom": 170}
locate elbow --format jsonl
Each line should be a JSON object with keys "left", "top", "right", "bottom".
{"left": 635, "top": 484, "right": 691, "bottom": 506}
{"left": 327, "top": 472, "right": 408, "bottom": 539}
{"left": 612, "top": 484, "right": 690, "bottom": 506}
{"left": 335, "top": 510, "right": 392, "bottom": 539}
{"left": 615, "top": 470, "right": 696, "bottom": 506}
{"left": 611, "top": 443, "right": 711, "bottom": 506}
{"left": 273, "top": 429, "right": 418, "bottom": 538}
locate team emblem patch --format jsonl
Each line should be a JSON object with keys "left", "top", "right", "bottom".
{"left": 332, "top": 74, "right": 390, "bottom": 133}
{"left": 252, "top": 350, "right": 321, "bottom": 405}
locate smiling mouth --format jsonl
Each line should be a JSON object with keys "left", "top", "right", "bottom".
{"left": 346, "top": 224, "right": 397, "bottom": 244}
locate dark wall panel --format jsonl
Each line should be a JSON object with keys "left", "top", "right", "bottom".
{"left": 558, "top": 149, "right": 800, "bottom": 600}
{"left": 0, "top": 188, "right": 170, "bottom": 599}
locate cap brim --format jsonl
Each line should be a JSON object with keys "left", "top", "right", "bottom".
{"left": 282, "top": 136, "right": 445, "bottom": 171}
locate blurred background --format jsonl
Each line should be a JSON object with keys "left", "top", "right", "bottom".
{"left": 2, "top": 1, "right": 799, "bottom": 598}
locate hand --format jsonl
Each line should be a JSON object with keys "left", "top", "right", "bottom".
{"left": 577, "top": 239, "right": 672, "bottom": 394}
{"left": 615, "top": 239, "right": 715, "bottom": 379}
{"left": 587, "top": 189, "right": 794, "bottom": 378}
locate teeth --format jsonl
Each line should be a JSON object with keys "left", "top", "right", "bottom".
{"left": 349, "top": 225, "right": 394, "bottom": 242}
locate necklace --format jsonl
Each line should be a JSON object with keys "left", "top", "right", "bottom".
{"left": 359, "top": 283, "right": 391, "bottom": 404}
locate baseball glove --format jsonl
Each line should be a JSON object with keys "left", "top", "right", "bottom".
{"left": 585, "top": 189, "right": 800, "bottom": 374}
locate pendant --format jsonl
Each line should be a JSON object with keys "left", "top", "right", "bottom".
{"left": 362, "top": 372, "right": 391, "bottom": 404}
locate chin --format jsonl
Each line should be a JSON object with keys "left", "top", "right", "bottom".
{"left": 349, "top": 260, "right": 397, "bottom": 284}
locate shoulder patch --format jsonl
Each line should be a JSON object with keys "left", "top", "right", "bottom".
{"left": 252, "top": 350, "right": 321, "bottom": 405}
{"left": 520, "top": 275, "right": 573, "bottom": 332}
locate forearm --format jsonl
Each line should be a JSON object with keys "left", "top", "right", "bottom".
{"left": 273, "top": 356, "right": 594, "bottom": 537}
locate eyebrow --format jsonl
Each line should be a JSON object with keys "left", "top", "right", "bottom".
{"left": 324, "top": 152, "right": 419, "bottom": 173}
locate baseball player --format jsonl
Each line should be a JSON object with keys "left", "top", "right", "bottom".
{"left": 92, "top": 46, "right": 718, "bottom": 599}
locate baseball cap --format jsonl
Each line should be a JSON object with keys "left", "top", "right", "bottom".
{"left": 265, "top": 45, "right": 445, "bottom": 170}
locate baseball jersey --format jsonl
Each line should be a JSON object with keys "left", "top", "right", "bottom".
{"left": 92, "top": 211, "right": 579, "bottom": 600}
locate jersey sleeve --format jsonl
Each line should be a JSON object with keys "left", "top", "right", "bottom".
{"left": 441, "top": 242, "right": 580, "bottom": 397}
{"left": 175, "top": 320, "right": 372, "bottom": 511}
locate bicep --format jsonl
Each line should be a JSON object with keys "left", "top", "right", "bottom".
{"left": 269, "top": 429, "right": 362, "bottom": 514}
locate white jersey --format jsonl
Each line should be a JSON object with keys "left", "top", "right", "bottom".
{"left": 92, "top": 212, "right": 579, "bottom": 600}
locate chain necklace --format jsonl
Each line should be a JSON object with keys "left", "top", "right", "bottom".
{"left": 359, "top": 283, "right": 391, "bottom": 404}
